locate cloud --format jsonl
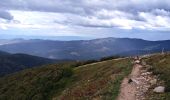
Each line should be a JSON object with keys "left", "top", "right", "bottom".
{"left": 1, "top": 0, "right": 170, "bottom": 14}
{"left": 0, "top": 10, "right": 13, "bottom": 20}
{"left": 138, "top": 12, "right": 170, "bottom": 29}
{"left": 151, "top": 9, "right": 170, "bottom": 16}
{"left": 1, "top": 0, "right": 170, "bottom": 39}
{"left": 0, "top": 0, "right": 87, "bottom": 15}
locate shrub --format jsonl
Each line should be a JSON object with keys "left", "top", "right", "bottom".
{"left": 100, "top": 56, "right": 121, "bottom": 61}
{"left": 62, "top": 67, "right": 73, "bottom": 77}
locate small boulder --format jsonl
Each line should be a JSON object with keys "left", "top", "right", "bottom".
{"left": 135, "top": 60, "right": 140, "bottom": 64}
{"left": 131, "top": 79, "right": 140, "bottom": 84}
{"left": 141, "top": 73, "right": 147, "bottom": 76}
{"left": 142, "top": 61, "right": 146, "bottom": 66}
{"left": 153, "top": 86, "right": 165, "bottom": 93}
{"left": 150, "top": 79, "right": 157, "bottom": 85}
{"left": 128, "top": 79, "right": 133, "bottom": 83}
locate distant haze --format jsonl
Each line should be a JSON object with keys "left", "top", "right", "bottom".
{"left": 0, "top": 37, "right": 170, "bottom": 60}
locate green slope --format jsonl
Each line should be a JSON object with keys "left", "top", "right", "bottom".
{"left": 0, "top": 58, "right": 132, "bottom": 100}
{"left": 144, "top": 53, "right": 170, "bottom": 100}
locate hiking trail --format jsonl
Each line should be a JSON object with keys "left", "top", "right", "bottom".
{"left": 117, "top": 57, "right": 157, "bottom": 100}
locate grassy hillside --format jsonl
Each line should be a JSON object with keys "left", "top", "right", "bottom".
{"left": 144, "top": 53, "right": 170, "bottom": 100}
{"left": 0, "top": 58, "right": 132, "bottom": 100}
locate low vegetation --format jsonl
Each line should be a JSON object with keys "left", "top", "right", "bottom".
{"left": 0, "top": 62, "right": 76, "bottom": 100}
{"left": 144, "top": 53, "right": 170, "bottom": 100}
{"left": 73, "top": 55, "right": 122, "bottom": 68}
{"left": 0, "top": 57, "right": 132, "bottom": 100}
{"left": 100, "top": 55, "right": 122, "bottom": 61}
{"left": 56, "top": 58, "right": 132, "bottom": 100}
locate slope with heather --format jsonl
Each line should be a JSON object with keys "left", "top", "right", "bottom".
{"left": 0, "top": 58, "right": 132, "bottom": 100}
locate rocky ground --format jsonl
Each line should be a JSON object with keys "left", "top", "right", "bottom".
{"left": 117, "top": 57, "right": 164, "bottom": 100}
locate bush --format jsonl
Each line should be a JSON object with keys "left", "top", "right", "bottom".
{"left": 71, "top": 60, "right": 98, "bottom": 68}
{"left": 62, "top": 67, "right": 73, "bottom": 77}
{"left": 100, "top": 56, "right": 121, "bottom": 61}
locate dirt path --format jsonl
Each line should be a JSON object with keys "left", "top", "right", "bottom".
{"left": 117, "top": 58, "right": 157, "bottom": 100}
{"left": 117, "top": 63, "right": 142, "bottom": 100}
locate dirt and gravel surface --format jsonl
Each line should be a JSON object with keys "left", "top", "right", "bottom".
{"left": 117, "top": 58, "right": 158, "bottom": 100}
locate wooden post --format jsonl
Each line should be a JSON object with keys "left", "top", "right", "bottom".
{"left": 162, "top": 48, "right": 164, "bottom": 54}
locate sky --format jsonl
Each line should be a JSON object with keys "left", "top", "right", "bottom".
{"left": 0, "top": 0, "right": 170, "bottom": 40}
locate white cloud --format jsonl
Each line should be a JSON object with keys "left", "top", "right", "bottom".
{"left": 138, "top": 12, "right": 170, "bottom": 29}
{"left": 1, "top": 0, "right": 170, "bottom": 37}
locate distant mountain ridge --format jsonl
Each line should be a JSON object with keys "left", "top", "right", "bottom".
{"left": 0, "top": 51, "right": 58, "bottom": 76}
{"left": 0, "top": 39, "right": 25, "bottom": 45}
{"left": 0, "top": 37, "right": 170, "bottom": 60}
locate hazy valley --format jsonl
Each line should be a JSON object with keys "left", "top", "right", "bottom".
{"left": 0, "top": 38, "right": 169, "bottom": 60}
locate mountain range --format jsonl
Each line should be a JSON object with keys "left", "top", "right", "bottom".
{"left": 0, "top": 37, "right": 169, "bottom": 60}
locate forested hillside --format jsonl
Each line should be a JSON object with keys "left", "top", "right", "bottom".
{"left": 0, "top": 51, "right": 57, "bottom": 76}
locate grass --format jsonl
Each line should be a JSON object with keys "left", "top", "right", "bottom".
{"left": 144, "top": 53, "right": 170, "bottom": 100}
{"left": 0, "top": 58, "right": 133, "bottom": 100}
{"left": 55, "top": 59, "right": 132, "bottom": 100}
{"left": 0, "top": 62, "right": 76, "bottom": 100}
